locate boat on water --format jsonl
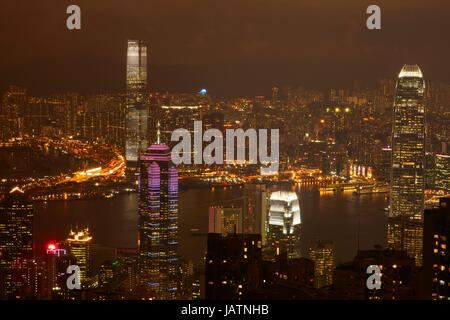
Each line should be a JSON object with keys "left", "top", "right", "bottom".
{"left": 354, "top": 185, "right": 390, "bottom": 195}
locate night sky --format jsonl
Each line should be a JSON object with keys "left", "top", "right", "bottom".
{"left": 0, "top": 0, "right": 449, "bottom": 96}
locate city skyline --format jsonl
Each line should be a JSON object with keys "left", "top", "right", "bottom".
{"left": 0, "top": 0, "right": 449, "bottom": 303}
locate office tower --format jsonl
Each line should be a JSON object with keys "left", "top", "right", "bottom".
{"left": 308, "top": 241, "right": 335, "bottom": 288}
{"left": 115, "top": 248, "right": 138, "bottom": 294}
{"left": 64, "top": 227, "right": 92, "bottom": 285}
{"left": 243, "top": 183, "right": 269, "bottom": 236}
{"left": 205, "top": 233, "right": 262, "bottom": 300}
{"left": 388, "top": 65, "right": 426, "bottom": 266}
{"left": 125, "top": 40, "right": 148, "bottom": 166}
{"left": 160, "top": 103, "right": 202, "bottom": 153}
{"left": 333, "top": 248, "right": 420, "bottom": 300}
{"left": 423, "top": 198, "right": 449, "bottom": 300}
{"left": 425, "top": 152, "right": 437, "bottom": 189}
{"left": 98, "top": 261, "right": 116, "bottom": 288}
{"left": 435, "top": 154, "right": 450, "bottom": 191}
{"left": 208, "top": 207, "right": 243, "bottom": 235}
{"left": 267, "top": 191, "right": 301, "bottom": 259}
{"left": 41, "top": 244, "right": 76, "bottom": 300}
{"left": 0, "top": 187, "right": 34, "bottom": 299}
{"left": 138, "top": 141, "right": 178, "bottom": 299}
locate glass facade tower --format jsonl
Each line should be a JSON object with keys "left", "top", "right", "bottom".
{"left": 126, "top": 40, "right": 148, "bottom": 166}
{"left": 308, "top": 241, "right": 335, "bottom": 288}
{"left": 138, "top": 143, "right": 178, "bottom": 299}
{"left": 388, "top": 64, "right": 425, "bottom": 266}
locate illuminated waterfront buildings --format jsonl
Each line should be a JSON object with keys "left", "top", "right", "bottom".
{"left": 308, "top": 241, "right": 334, "bottom": 288}
{"left": 0, "top": 187, "right": 34, "bottom": 298}
{"left": 423, "top": 198, "right": 449, "bottom": 300}
{"left": 388, "top": 65, "right": 426, "bottom": 266}
{"left": 138, "top": 141, "right": 179, "bottom": 299}
{"left": 125, "top": 40, "right": 148, "bottom": 166}
{"left": 267, "top": 191, "right": 301, "bottom": 259}
{"left": 64, "top": 228, "right": 92, "bottom": 285}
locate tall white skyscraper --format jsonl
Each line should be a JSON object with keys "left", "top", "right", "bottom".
{"left": 125, "top": 40, "right": 148, "bottom": 166}
{"left": 267, "top": 191, "right": 301, "bottom": 259}
{"left": 388, "top": 64, "right": 425, "bottom": 266}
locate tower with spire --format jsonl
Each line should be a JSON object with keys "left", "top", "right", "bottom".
{"left": 137, "top": 123, "right": 179, "bottom": 299}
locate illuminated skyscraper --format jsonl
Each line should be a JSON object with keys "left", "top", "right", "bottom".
{"left": 0, "top": 187, "right": 34, "bottom": 298}
{"left": 388, "top": 65, "right": 425, "bottom": 266}
{"left": 64, "top": 228, "right": 92, "bottom": 284}
{"left": 42, "top": 243, "right": 75, "bottom": 300}
{"left": 267, "top": 191, "right": 301, "bottom": 259}
{"left": 435, "top": 154, "right": 450, "bottom": 191}
{"left": 126, "top": 40, "right": 148, "bottom": 166}
{"left": 138, "top": 141, "right": 178, "bottom": 299}
{"left": 308, "top": 241, "right": 334, "bottom": 288}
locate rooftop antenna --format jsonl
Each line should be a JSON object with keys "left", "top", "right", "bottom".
{"left": 156, "top": 121, "right": 161, "bottom": 144}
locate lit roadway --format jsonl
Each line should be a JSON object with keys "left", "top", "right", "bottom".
{"left": 1, "top": 137, "right": 125, "bottom": 192}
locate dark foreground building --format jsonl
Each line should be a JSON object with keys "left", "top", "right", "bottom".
{"left": 423, "top": 198, "right": 449, "bottom": 300}
{"left": 0, "top": 188, "right": 34, "bottom": 299}
{"left": 333, "top": 248, "right": 421, "bottom": 300}
{"left": 205, "top": 233, "right": 262, "bottom": 299}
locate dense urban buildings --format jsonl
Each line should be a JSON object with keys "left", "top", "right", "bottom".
{"left": 0, "top": 31, "right": 449, "bottom": 302}
{"left": 388, "top": 65, "right": 426, "bottom": 266}
{"left": 137, "top": 141, "right": 179, "bottom": 299}
{"left": 0, "top": 70, "right": 448, "bottom": 300}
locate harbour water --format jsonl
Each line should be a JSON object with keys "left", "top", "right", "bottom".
{"left": 34, "top": 185, "right": 388, "bottom": 272}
